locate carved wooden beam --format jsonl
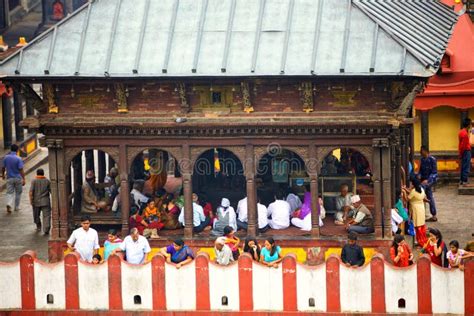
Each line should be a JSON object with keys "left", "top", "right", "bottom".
{"left": 177, "top": 82, "right": 189, "bottom": 113}
{"left": 395, "top": 81, "right": 424, "bottom": 116}
{"left": 44, "top": 83, "right": 58, "bottom": 114}
{"left": 240, "top": 82, "right": 254, "bottom": 113}
{"left": 10, "top": 82, "right": 46, "bottom": 113}
{"left": 114, "top": 83, "right": 128, "bottom": 113}
{"left": 300, "top": 82, "right": 314, "bottom": 113}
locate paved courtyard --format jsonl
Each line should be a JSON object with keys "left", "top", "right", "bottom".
{"left": 0, "top": 162, "right": 472, "bottom": 262}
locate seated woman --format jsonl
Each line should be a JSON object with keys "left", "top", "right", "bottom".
{"left": 223, "top": 226, "right": 240, "bottom": 260}
{"left": 103, "top": 229, "right": 123, "bottom": 260}
{"left": 211, "top": 198, "right": 237, "bottom": 236}
{"left": 129, "top": 207, "right": 161, "bottom": 239}
{"left": 243, "top": 237, "right": 261, "bottom": 261}
{"left": 160, "top": 238, "right": 195, "bottom": 269}
{"left": 143, "top": 199, "right": 164, "bottom": 238}
{"left": 160, "top": 194, "right": 181, "bottom": 230}
{"left": 260, "top": 237, "right": 283, "bottom": 268}
{"left": 291, "top": 185, "right": 324, "bottom": 231}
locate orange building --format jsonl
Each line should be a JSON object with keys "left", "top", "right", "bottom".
{"left": 414, "top": 0, "right": 474, "bottom": 178}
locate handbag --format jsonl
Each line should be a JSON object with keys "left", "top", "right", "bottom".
{"left": 406, "top": 220, "right": 415, "bottom": 236}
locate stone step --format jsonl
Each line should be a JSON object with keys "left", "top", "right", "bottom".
{"left": 458, "top": 184, "right": 474, "bottom": 195}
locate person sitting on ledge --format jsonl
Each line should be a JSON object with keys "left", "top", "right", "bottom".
{"left": 267, "top": 191, "right": 291, "bottom": 230}
{"left": 260, "top": 237, "right": 282, "bottom": 268}
{"left": 291, "top": 184, "right": 324, "bottom": 231}
{"left": 143, "top": 199, "right": 164, "bottom": 238}
{"left": 212, "top": 198, "right": 237, "bottom": 235}
{"left": 345, "top": 195, "right": 374, "bottom": 235}
{"left": 112, "top": 228, "right": 151, "bottom": 265}
{"left": 214, "top": 237, "right": 234, "bottom": 266}
{"left": 334, "top": 183, "right": 353, "bottom": 225}
{"left": 160, "top": 238, "right": 195, "bottom": 269}
{"left": 178, "top": 193, "right": 211, "bottom": 233}
{"left": 341, "top": 232, "right": 365, "bottom": 267}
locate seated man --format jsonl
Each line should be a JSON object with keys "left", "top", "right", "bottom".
{"left": 81, "top": 170, "right": 107, "bottom": 213}
{"left": 112, "top": 228, "right": 151, "bottom": 265}
{"left": 346, "top": 195, "right": 374, "bottom": 234}
{"left": 178, "top": 193, "right": 211, "bottom": 233}
{"left": 130, "top": 180, "right": 149, "bottom": 210}
{"left": 334, "top": 183, "right": 353, "bottom": 225}
{"left": 267, "top": 191, "right": 291, "bottom": 230}
{"left": 214, "top": 236, "right": 234, "bottom": 266}
{"left": 236, "top": 196, "right": 248, "bottom": 231}
{"left": 341, "top": 232, "right": 365, "bottom": 267}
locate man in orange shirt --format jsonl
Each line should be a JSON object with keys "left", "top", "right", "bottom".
{"left": 459, "top": 118, "right": 472, "bottom": 185}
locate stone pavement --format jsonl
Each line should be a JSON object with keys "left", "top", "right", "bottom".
{"left": 0, "top": 166, "right": 471, "bottom": 262}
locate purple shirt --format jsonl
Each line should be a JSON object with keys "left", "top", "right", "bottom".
{"left": 166, "top": 244, "right": 194, "bottom": 263}
{"left": 298, "top": 192, "right": 312, "bottom": 219}
{"left": 2, "top": 152, "right": 24, "bottom": 179}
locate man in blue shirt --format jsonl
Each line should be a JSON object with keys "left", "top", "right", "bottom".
{"left": 418, "top": 146, "right": 438, "bottom": 222}
{"left": 2, "top": 144, "right": 25, "bottom": 213}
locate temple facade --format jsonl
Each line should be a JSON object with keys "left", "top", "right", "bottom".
{"left": 0, "top": 0, "right": 457, "bottom": 261}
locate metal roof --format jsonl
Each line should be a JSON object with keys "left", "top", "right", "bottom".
{"left": 0, "top": 0, "right": 458, "bottom": 79}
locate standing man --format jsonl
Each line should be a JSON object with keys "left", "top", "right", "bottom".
{"left": 459, "top": 118, "right": 472, "bottom": 185}
{"left": 2, "top": 144, "right": 26, "bottom": 213}
{"left": 67, "top": 215, "right": 100, "bottom": 262}
{"left": 113, "top": 228, "right": 151, "bottom": 264}
{"left": 418, "top": 146, "right": 438, "bottom": 222}
{"left": 29, "top": 168, "right": 51, "bottom": 234}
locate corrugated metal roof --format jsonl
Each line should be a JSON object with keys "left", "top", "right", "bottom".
{"left": 0, "top": 0, "right": 458, "bottom": 78}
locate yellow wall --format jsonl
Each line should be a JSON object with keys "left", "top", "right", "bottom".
{"left": 414, "top": 110, "right": 421, "bottom": 151}
{"left": 415, "top": 107, "right": 460, "bottom": 152}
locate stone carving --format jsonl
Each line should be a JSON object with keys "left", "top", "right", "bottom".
{"left": 241, "top": 82, "right": 254, "bottom": 113}
{"left": 300, "top": 82, "right": 314, "bottom": 113}
{"left": 114, "top": 83, "right": 128, "bottom": 113}
{"left": 177, "top": 82, "right": 189, "bottom": 113}
{"left": 44, "top": 84, "right": 59, "bottom": 114}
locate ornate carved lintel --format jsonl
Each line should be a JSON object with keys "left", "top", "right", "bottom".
{"left": 44, "top": 84, "right": 58, "bottom": 114}
{"left": 177, "top": 82, "right": 189, "bottom": 113}
{"left": 45, "top": 139, "right": 63, "bottom": 149}
{"left": 300, "top": 82, "right": 314, "bottom": 113}
{"left": 241, "top": 82, "right": 254, "bottom": 113}
{"left": 114, "top": 83, "right": 128, "bottom": 113}
{"left": 373, "top": 138, "right": 390, "bottom": 148}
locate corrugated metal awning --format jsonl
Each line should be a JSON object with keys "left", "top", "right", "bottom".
{"left": 0, "top": 0, "right": 458, "bottom": 79}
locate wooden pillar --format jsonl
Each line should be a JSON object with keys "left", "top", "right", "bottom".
{"left": 2, "top": 93, "right": 13, "bottom": 149}
{"left": 308, "top": 144, "right": 319, "bottom": 237}
{"left": 72, "top": 155, "right": 83, "bottom": 214}
{"left": 98, "top": 151, "right": 107, "bottom": 183}
{"left": 182, "top": 144, "right": 193, "bottom": 238}
{"left": 461, "top": 110, "right": 469, "bottom": 128}
{"left": 392, "top": 128, "right": 401, "bottom": 206}
{"left": 119, "top": 145, "right": 130, "bottom": 236}
{"left": 56, "top": 140, "right": 69, "bottom": 239}
{"left": 85, "top": 149, "right": 94, "bottom": 173}
{"left": 245, "top": 144, "right": 257, "bottom": 237}
{"left": 372, "top": 139, "right": 383, "bottom": 238}
{"left": 400, "top": 127, "right": 409, "bottom": 186}
{"left": 13, "top": 91, "right": 24, "bottom": 142}
{"left": 420, "top": 110, "right": 429, "bottom": 150}
{"left": 381, "top": 140, "right": 392, "bottom": 238}
{"left": 47, "top": 140, "right": 60, "bottom": 240}
{"left": 25, "top": 97, "right": 34, "bottom": 116}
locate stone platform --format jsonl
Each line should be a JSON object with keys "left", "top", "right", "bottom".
{"left": 458, "top": 183, "right": 474, "bottom": 195}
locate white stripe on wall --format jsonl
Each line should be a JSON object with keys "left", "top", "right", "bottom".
{"left": 165, "top": 261, "right": 196, "bottom": 310}
{"left": 431, "top": 265, "right": 465, "bottom": 314}
{"left": 78, "top": 262, "right": 109, "bottom": 310}
{"left": 252, "top": 263, "right": 283, "bottom": 311}
{"left": 384, "top": 265, "right": 418, "bottom": 314}
{"left": 209, "top": 262, "right": 240, "bottom": 311}
{"left": 34, "top": 261, "right": 66, "bottom": 310}
{"left": 340, "top": 264, "right": 371, "bottom": 312}
{"left": 296, "top": 263, "right": 327, "bottom": 312}
{"left": 0, "top": 262, "right": 21, "bottom": 309}
{"left": 121, "top": 262, "right": 153, "bottom": 310}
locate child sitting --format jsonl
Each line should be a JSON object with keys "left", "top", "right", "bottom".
{"left": 223, "top": 226, "right": 240, "bottom": 260}
{"left": 142, "top": 199, "right": 164, "bottom": 239}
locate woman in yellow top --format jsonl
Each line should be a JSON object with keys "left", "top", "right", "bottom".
{"left": 403, "top": 177, "right": 427, "bottom": 247}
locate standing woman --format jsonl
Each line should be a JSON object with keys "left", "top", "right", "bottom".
{"left": 423, "top": 228, "right": 447, "bottom": 267}
{"left": 260, "top": 237, "right": 283, "bottom": 268}
{"left": 243, "top": 237, "right": 261, "bottom": 261}
{"left": 390, "top": 234, "right": 413, "bottom": 267}
{"left": 402, "top": 177, "right": 427, "bottom": 247}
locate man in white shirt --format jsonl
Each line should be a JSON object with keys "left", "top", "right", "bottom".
{"left": 236, "top": 197, "right": 248, "bottom": 230}
{"left": 178, "top": 193, "right": 211, "bottom": 233}
{"left": 67, "top": 215, "right": 100, "bottom": 262}
{"left": 214, "top": 237, "right": 234, "bottom": 266}
{"left": 130, "top": 180, "right": 148, "bottom": 209}
{"left": 113, "top": 228, "right": 151, "bottom": 264}
{"left": 257, "top": 198, "right": 270, "bottom": 233}
{"left": 267, "top": 191, "right": 291, "bottom": 230}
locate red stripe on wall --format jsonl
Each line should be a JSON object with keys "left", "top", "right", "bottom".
{"left": 465, "top": 259, "right": 474, "bottom": 315}
{"left": 238, "top": 254, "right": 253, "bottom": 311}
{"left": 370, "top": 255, "right": 386, "bottom": 313}
{"left": 20, "top": 251, "right": 36, "bottom": 310}
{"left": 195, "top": 253, "right": 210, "bottom": 310}
{"left": 326, "top": 256, "right": 340, "bottom": 313}
{"left": 108, "top": 254, "right": 122, "bottom": 310}
{"left": 417, "top": 255, "right": 432, "bottom": 314}
{"left": 282, "top": 255, "right": 297, "bottom": 311}
{"left": 64, "top": 253, "right": 79, "bottom": 309}
{"left": 152, "top": 254, "right": 167, "bottom": 310}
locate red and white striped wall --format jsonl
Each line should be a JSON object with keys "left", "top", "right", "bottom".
{"left": 0, "top": 251, "right": 472, "bottom": 314}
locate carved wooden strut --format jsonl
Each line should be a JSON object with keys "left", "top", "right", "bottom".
{"left": 44, "top": 84, "right": 59, "bottom": 114}
{"left": 301, "top": 82, "right": 314, "bottom": 113}
{"left": 241, "top": 82, "right": 254, "bottom": 113}
{"left": 114, "top": 83, "right": 128, "bottom": 113}
{"left": 177, "top": 82, "right": 190, "bottom": 113}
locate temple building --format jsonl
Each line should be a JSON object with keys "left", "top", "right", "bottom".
{"left": 0, "top": 0, "right": 457, "bottom": 261}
